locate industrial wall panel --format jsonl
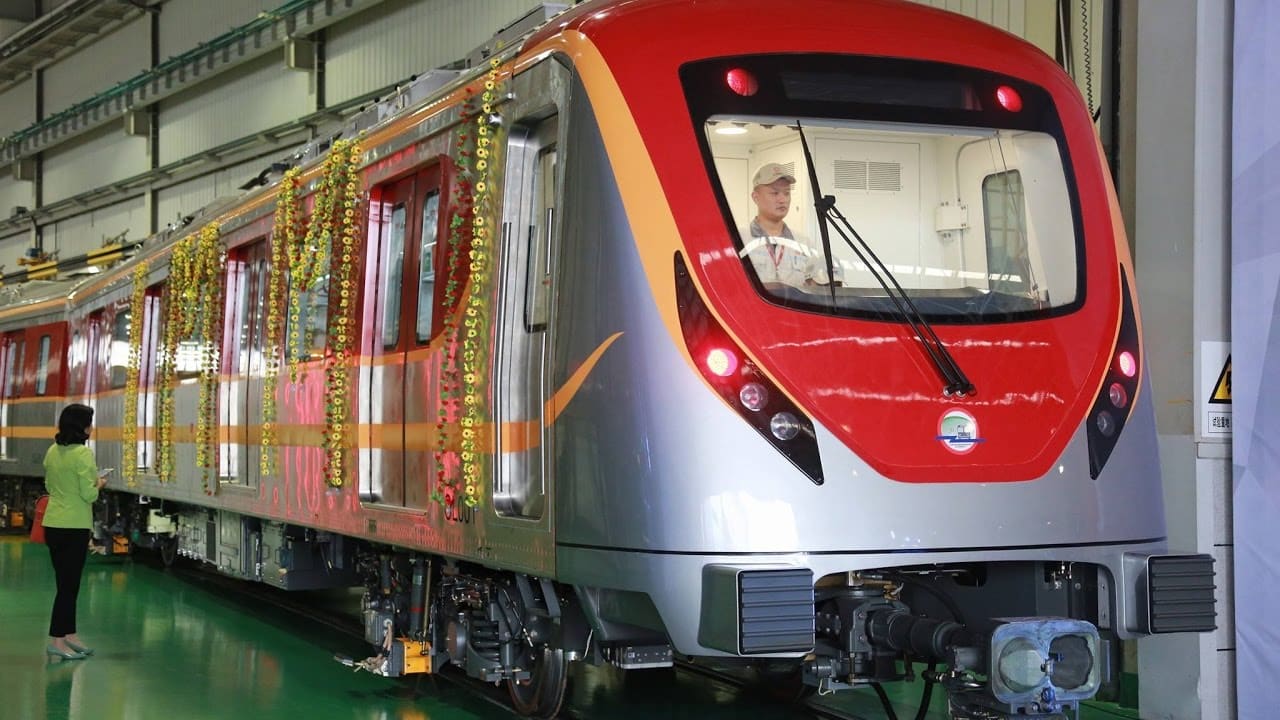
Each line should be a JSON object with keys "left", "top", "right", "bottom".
{"left": 0, "top": 79, "right": 35, "bottom": 137}
{"left": 42, "top": 126, "right": 148, "bottom": 204}
{"left": 0, "top": 229, "right": 31, "bottom": 264}
{"left": 0, "top": 176, "right": 34, "bottom": 218}
{"left": 159, "top": 0, "right": 282, "bottom": 59}
{"left": 325, "top": 0, "right": 537, "bottom": 106}
{"left": 43, "top": 17, "right": 150, "bottom": 117}
{"left": 49, "top": 196, "right": 147, "bottom": 260}
{"left": 914, "top": 0, "right": 1026, "bottom": 36}
{"left": 911, "top": 0, "right": 1055, "bottom": 55}
{"left": 0, "top": 178, "right": 35, "bottom": 257}
{"left": 158, "top": 54, "right": 311, "bottom": 165}
{"left": 156, "top": 156, "right": 269, "bottom": 230}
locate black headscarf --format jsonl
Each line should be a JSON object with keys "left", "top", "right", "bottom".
{"left": 54, "top": 403, "right": 94, "bottom": 446}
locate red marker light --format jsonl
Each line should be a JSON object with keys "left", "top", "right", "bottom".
{"left": 726, "top": 68, "right": 758, "bottom": 97}
{"left": 705, "top": 348, "right": 739, "bottom": 377}
{"left": 1117, "top": 351, "right": 1137, "bottom": 378}
{"left": 995, "top": 85, "right": 1023, "bottom": 112}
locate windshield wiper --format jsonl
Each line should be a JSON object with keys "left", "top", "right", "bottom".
{"left": 795, "top": 123, "right": 975, "bottom": 397}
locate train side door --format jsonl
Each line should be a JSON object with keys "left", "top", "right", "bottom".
{"left": 363, "top": 174, "right": 417, "bottom": 506}
{"left": 401, "top": 166, "right": 445, "bottom": 510}
{"left": 494, "top": 115, "right": 559, "bottom": 523}
{"left": 221, "top": 241, "right": 269, "bottom": 488}
{"left": 0, "top": 331, "right": 22, "bottom": 459}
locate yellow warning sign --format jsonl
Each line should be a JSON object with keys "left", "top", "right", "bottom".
{"left": 1209, "top": 356, "right": 1231, "bottom": 404}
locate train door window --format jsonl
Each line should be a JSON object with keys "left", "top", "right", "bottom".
{"left": 84, "top": 312, "right": 101, "bottom": 402}
{"left": 525, "top": 147, "right": 556, "bottom": 331}
{"left": 220, "top": 248, "right": 253, "bottom": 481}
{"left": 35, "top": 335, "right": 51, "bottom": 395}
{"left": 982, "top": 170, "right": 1033, "bottom": 296}
{"left": 379, "top": 203, "right": 408, "bottom": 349}
{"left": 415, "top": 190, "right": 441, "bottom": 342}
{"left": 287, "top": 256, "right": 329, "bottom": 362}
{"left": 242, "top": 252, "right": 269, "bottom": 487}
{"left": 137, "top": 287, "right": 162, "bottom": 470}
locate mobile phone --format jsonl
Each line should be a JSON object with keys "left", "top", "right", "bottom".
{"left": 98, "top": 467, "right": 114, "bottom": 478}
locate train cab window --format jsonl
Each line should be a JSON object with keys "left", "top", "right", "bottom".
{"left": 35, "top": 335, "right": 51, "bottom": 395}
{"left": 109, "top": 310, "right": 130, "bottom": 389}
{"left": 687, "top": 55, "right": 1083, "bottom": 323}
{"left": 379, "top": 203, "right": 408, "bottom": 349}
{"left": 415, "top": 191, "right": 440, "bottom": 342}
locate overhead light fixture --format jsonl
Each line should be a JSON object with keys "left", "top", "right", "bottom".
{"left": 714, "top": 124, "right": 748, "bottom": 136}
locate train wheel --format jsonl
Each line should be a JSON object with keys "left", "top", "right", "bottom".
{"left": 507, "top": 645, "right": 570, "bottom": 718}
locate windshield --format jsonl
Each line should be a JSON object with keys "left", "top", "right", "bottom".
{"left": 684, "top": 56, "right": 1084, "bottom": 323}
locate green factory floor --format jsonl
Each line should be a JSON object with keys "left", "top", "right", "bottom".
{"left": 0, "top": 535, "right": 1139, "bottom": 720}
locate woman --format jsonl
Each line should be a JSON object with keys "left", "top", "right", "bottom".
{"left": 41, "top": 403, "right": 106, "bottom": 660}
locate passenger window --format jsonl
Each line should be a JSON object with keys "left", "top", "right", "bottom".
{"left": 7, "top": 338, "right": 24, "bottom": 397}
{"left": 380, "top": 203, "right": 407, "bottom": 349}
{"left": 415, "top": 191, "right": 440, "bottom": 343}
{"left": 109, "top": 310, "right": 130, "bottom": 389}
{"left": 35, "top": 335, "right": 51, "bottom": 395}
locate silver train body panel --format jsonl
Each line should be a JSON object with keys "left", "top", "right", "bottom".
{"left": 550, "top": 75, "right": 1167, "bottom": 652}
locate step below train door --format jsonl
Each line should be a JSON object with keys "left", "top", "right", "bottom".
{"left": 488, "top": 59, "right": 565, "bottom": 575}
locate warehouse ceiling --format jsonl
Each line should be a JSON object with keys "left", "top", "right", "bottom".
{"left": 0, "top": 1, "right": 38, "bottom": 22}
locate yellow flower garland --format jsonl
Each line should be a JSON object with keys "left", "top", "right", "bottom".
{"left": 262, "top": 167, "right": 302, "bottom": 475}
{"left": 435, "top": 57, "right": 506, "bottom": 512}
{"left": 122, "top": 261, "right": 149, "bottom": 487}
{"left": 267, "top": 140, "right": 363, "bottom": 487}
{"left": 156, "top": 223, "right": 225, "bottom": 491}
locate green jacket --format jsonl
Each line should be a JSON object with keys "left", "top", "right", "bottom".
{"left": 42, "top": 443, "right": 99, "bottom": 529}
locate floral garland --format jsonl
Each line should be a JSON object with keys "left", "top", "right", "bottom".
{"left": 156, "top": 223, "right": 225, "bottom": 491}
{"left": 434, "top": 57, "right": 505, "bottom": 512}
{"left": 261, "top": 167, "right": 302, "bottom": 476}
{"left": 268, "top": 140, "right": 363, "bottom": 487}
{"left": 122, "top": 261, "right": 149, "bottom": 488}
{"left": 321, "top": 139, "right": 364, "bottom": 487}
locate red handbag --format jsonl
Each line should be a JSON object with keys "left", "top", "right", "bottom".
{"left": 29, "top": 495, "right": 49, "bottom": 544}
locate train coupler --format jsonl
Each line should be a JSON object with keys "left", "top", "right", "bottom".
{"left": 336, "top": 638, "right": 433, "bottom": 677}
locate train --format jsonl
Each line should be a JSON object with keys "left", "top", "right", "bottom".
{"left": 0, "top": 1, "right": 1216, "bottom": 718}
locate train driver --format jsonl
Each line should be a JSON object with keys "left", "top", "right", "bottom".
{"left": 739, "top": 162, "right": 842, "bottom": 288}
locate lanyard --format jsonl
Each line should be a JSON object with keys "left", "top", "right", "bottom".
{"left": 766, "top": 239, "right": 785, "bottom": 269}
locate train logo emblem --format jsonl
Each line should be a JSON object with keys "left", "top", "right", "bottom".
{"left": 937, "top": 409, "right": 983, "bottom": 454}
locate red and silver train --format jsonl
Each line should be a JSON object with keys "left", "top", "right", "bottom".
{"left": 0, "top": 1, "right": 1215, "bottom": 717}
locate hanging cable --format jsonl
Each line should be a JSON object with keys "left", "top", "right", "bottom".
{"left": 1081, "top": 0, "right": 1094, "bottom": 119}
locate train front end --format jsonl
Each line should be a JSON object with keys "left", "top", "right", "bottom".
{"left": 542, "top": 1, "right": 1216, "bottom": 716}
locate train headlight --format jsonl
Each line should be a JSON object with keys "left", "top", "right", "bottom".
{"left": 770, "top": 412, "right": 801, "bottom": 440}
{"left": 739, "top": 382, "right": 768, "bottom": 411}
{"left": 989, "top": 619, "right": 1100, "bottom": 713}
{"left": 675, "top": 254, "right": 824, "bottom": 484}
{"left": 1107, "top": 382, "right": 1128, "bottom": 409}
{"left": 1087, "top": 269, "right": 1141, "bottom": 479}
{"left": 1095, "top": 410, "right": 1116, "bottom": 437}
